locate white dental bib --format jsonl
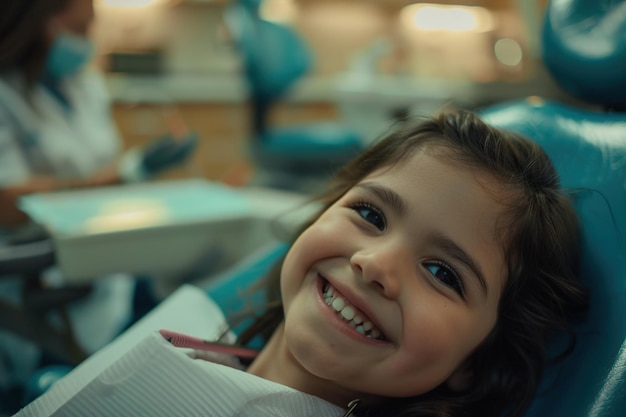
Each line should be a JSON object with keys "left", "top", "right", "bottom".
{"left": 15, "top": 286, "right": 345, "bottom": 417}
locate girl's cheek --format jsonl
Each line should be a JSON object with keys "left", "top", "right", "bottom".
{"left": 399, "top": 307, "right": 462, "bottom": 362}
{"left": 312, "top": 212, "right": 352, "bottom": 238}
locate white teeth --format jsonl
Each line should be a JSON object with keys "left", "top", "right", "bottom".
{"left": 340, "top": 306, "right": 355, "bottom": 320}
{"left": 322, "top": 281, "right": 386, "bottom": 341}
{"left": 331, "top": 297, "right": 345, "bottom": 312}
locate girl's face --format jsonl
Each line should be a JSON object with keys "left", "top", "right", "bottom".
{"left": 278, "top": 150, "right": 508, "bottom": 405}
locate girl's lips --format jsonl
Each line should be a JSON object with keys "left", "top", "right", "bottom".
{"left": 315, "top": 273, "right": 390, "bottom": 345}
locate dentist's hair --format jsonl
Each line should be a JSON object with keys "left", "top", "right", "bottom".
{"left": 238, "top": 110, "right": 588, "bottom": 417}
{"left": 0, "top": 0, "right": 71, "bottom": 87}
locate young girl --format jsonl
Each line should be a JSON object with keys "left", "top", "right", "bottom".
{"left": 234, "top": 109, "right": 588, "bottom": 417}
{"left": 19, "top": 110, "right": 587, "bottom": 417}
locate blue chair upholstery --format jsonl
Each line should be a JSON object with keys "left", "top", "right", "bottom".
{"left": 481, "top": 100, "right": 626, "bottom": 417}
{"left": 541, "top": 0, "right": 626, "bottom": 109}
{"left": 480, "top": 1, "right": 626, "bottom": 415}
{"left": 205, "top": 242, "right": 287, "bottom": 327}
{"left": 223, "top": 0, "right": 363, "bottom": 190}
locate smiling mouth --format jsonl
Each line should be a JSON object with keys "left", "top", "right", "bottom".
{"left": 322, "top": 280, "right": 388, "bottom": 342}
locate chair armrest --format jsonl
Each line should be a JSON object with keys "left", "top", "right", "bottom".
{"left": 0, "top": 239, "right": 55, "bottom": 276}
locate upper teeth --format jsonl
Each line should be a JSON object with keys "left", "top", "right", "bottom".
{"left": 323, "top": 283, "right": 384, "bottom": 340}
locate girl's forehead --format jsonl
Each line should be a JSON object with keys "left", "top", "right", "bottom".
{"left": 365, "top": 148, "right": 505, "bottom": 190}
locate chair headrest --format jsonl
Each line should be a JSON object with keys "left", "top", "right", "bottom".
{"left": 542, "top": 0, "right": 626, "bottom": 108}
{"left": 223, "top": 2, "right": 312, "bottom": 103}
{"left": 480, "top": 98, "right": 626, "bottom": 416}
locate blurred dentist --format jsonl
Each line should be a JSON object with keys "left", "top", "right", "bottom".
{"left": 0, "top": 0, "right": 197, "bottom": 226}
{"left": 0, "top": 0, "right": 194, "bottom": 403}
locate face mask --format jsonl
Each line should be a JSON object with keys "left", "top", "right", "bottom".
{"left": 44, "top": 32, "right": 94, "bottom": 80}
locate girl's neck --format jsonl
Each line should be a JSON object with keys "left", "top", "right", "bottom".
{"left": 247, "top": 322, "right": 363, "bottom": 409}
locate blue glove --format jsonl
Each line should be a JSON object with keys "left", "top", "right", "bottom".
{"left": 119, "top": 132, "right": 198, "bottom": 182}
{"left": 142, "top": 132, "right": 198, "bottom": 175}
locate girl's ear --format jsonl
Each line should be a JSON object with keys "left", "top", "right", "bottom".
{"left": 446, "top": 363, "right": 473, "bottom": 392}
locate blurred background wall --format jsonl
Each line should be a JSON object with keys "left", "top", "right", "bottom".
{"left": 90, "top": 0, "right": 581, "bottom": 182}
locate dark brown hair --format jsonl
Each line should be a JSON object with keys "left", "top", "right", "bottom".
{"left": 0, "top": 0, "right": 70, "bottom": 88}
{"left": 238, "top": 110, "right": 588, "bottom": 417}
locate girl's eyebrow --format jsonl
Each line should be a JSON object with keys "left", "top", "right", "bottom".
{"left": 355, "top": 181, "right": 489, "bottom": 299}
{"left": 357, "top": 182, "right": 407, "bottom": 217}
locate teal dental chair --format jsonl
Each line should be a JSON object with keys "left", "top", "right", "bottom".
{"left": 479, "top": 0, "right": 626, "bottom": 415}
{"left": 210, "top": 0, "right": 626, "bottom": 415}
{"left": 223, "top": 0, "right": 363, "bottom": 191}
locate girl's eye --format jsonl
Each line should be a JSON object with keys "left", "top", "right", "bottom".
{"left": 350, "top": 202, "right": 386, "bottom": 231}
{"left": 424, "top": 261, "right": 465, "bottom": 298}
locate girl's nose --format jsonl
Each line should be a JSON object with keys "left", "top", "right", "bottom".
{"left": 350, "top": 245, "right": 403, "bottom": 299}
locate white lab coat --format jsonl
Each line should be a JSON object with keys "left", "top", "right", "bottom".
{"left": 0, "top": 69, "right": 121, "bottom": 185}
{"left": 0, "top": 69, "right": 133, "bottom": 392}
